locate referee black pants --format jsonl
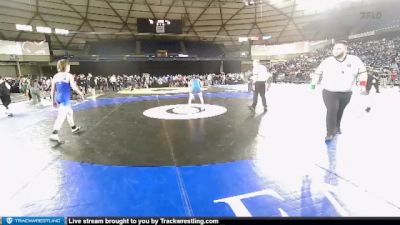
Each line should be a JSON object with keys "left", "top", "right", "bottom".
{"left": 0, "top": 95, "right": 11, "bottom": 109}
{"left": 322, "top": 89, "right": 352, "bottom": 136}
{"left": 248, "top": 81, "right": 253, "bottom": 93}
{"left": 252, "top": 81, "right": 267, "bottom": 108}
{"left": 366, "top": 81, "right": 380, "bottom": 94}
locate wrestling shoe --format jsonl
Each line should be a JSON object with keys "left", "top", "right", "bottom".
{"left": 72, "top": 126, "right": 81, "bottom": 134}
{"left": 50, "top": 134, "right": 61, "bottom": 142}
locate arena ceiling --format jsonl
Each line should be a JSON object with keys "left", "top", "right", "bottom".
{"left": 0, "top": 0, "right": 397, "bottom": 51}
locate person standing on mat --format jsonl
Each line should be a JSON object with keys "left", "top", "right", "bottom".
{"left": 0, "top": 76, "right": 13, "bottom": 117}
{"left": 88, "top": 73, "right": 96, "bottom": 99}
{"left": 28, "top": 78, "right": 42, "bottom": 106}
{"left": 311, "top": 40, "right": 368, "bottom": 141}
{"left": 50, "top": 59, "right": 85, "bottom": 142}
{"left": 366, "top": 68, "right": 380, "bottom": 95}
{"left": 188, "top": 75, "right": 204, "bottom": 107}
{"left": 249, "top": 59, "right": 271, "bottom": 113}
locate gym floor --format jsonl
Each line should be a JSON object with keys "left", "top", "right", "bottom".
{"left": 1, "top": 84, "right": 399, "bottom": 216}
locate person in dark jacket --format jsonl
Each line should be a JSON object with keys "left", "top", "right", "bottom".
{"left": 0, "top": 75, "right": 13, "bottom": 117}
{"left": 366, "top": 70, "right": 380, "bottom": 94}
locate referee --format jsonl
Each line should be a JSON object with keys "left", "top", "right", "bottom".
{"left": 249, "top": 59, "right": 271, "bottom": 113}
{"left": 0, "top": 75, "right": 13, "bottom": 117}
{"left": 311, "top": 40, "right": 368, "bottom": 141}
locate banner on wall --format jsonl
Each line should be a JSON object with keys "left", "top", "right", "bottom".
{"left": 0, "top": 40, "right": 50, "bottom": 56}
{"left": 251, "top": 40, "right": 332, "bottom": 57}
{"left": 0, "top": 40, "right": 22, "bottom": 55}
{"left": 251, "top": 41, "right": 310, "bottom": 57}
{"left": 21, "top": 40, "right": 50, "bottom": 55}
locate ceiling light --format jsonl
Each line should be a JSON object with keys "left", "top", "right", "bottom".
{"left": 238, "top": 37, "right": 249, "bottom": 42}
{"left": 250, "top": 36, "right": 259, "bottom": 41}
{"left": 16, "top": 24, "right": 33, "bottom": 32}
{"left": 262, "top": 35, "right": 272, "bottom": 40}
{"left": 36, "top": 26, "right": 52, "bottom": 34}
{"left": 55, "top": 28, "right": 69, "bottom": 35}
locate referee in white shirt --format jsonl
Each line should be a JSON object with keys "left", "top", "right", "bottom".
{"left": 311, "top": 40, "right": 368, "bottom": 141}
{"left": 249, "top": 59, "right": 272, "bottom": 113}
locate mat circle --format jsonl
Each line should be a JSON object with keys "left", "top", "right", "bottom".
{"left": 143, "top": 104, "right": 227, "bottom": 120}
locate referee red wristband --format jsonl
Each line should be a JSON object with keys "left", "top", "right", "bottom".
{"left": 359, "top": 81, "right": 367, "bottom": 87}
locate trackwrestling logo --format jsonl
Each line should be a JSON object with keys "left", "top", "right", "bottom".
{"left": 2, "top": 217, "right": 64, "bottom": 225}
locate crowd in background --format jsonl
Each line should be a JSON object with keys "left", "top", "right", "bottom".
{"left": 268, "top": 37, "right": 400, "bottom": 85}
{"left": 1, "top": 36, "right": 400, "bottom": 99}
{"left": 73, "top": 72, "right": 245, "bottom": 93}
{"left": 0, "top": 72, "right": 247, "bottom": 100}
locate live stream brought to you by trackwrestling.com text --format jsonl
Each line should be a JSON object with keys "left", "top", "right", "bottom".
{"left": 3, "top": 217, "right": 312, "bottom": 225}
{"left": 1, "top": 217, "right": 223, "bottom": 225}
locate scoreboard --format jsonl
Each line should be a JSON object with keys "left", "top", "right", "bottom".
{"left": 137, "top": 18, "right": 182, "bottom": 34}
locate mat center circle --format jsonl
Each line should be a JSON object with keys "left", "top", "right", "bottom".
{"left": 143, "top": 104, "right": 227, "bottom": 120}
{"left": 171, "top": 105, "right": 201, "bottom": 114}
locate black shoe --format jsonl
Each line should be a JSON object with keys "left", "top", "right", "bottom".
{"left": 263, "top": 107, "right": 268, "bottom": 113}
{"left": 7, "top": 113, "right": 13, "bottom": 117}
{"left": 72, "top": 126, "right": 81, "bottom": 134}
{"left": 248, "top": 106, "right": 255, "bottom": 112}
{"left": 365, "top": 107, "right": 371, "bottom": 113}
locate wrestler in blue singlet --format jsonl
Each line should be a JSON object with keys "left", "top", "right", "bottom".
{"left": 190, "top": 78, "right": 201, "bottom": 94}
{"left": 54, "top": 73, "right": 71, "bottom": 105}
